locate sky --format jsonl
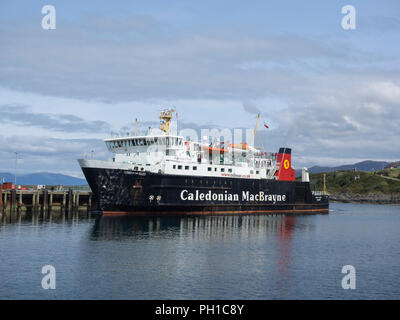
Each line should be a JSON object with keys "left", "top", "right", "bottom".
{"left": 0, "top": 0, "right": 399, "bottom": 177}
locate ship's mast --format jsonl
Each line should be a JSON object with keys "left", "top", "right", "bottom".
{"left": 252, "top": 113, "right": 260, "bottom": 148}
{"left": 252, "top": 113, "right": 266, "bottom": 151}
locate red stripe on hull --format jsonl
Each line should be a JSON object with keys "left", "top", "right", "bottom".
{"left": 102, "top": 208, "right": 329, "bottom": 216}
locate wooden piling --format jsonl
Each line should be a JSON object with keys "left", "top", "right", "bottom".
{"left": 76, "top": 192, "right": 80, "bottom": 209}
{"left": 35, "top": 192, "right": 40, "bottom": 212}
{"left": 62, "top": 192, "right": 66, "bottom": 210}
{"left": 49, "top": 193, "right": 53, "bottom": 210}
{"left": 11, "top": 189, "right": 16, "bottom": 213}
{"left": 43, "top": 190, "right": 48, "bottom": 212}
{"left": 18, "top": 191, "right": 22, "bottom": 207}
{"left": 36, "top": 192, "right": 40, "bottom": 211}
{"left": 68, "top": 188, "right": 73, "bottom": 211}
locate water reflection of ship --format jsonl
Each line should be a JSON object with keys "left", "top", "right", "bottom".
{"left": 275, "top": 215, "right": 296, "bottom": 296}
{"left": 90, "top": 214, "right": 301, "bottom": 296}
{"left": 91, "top": 214, "right": 299, "bottom": 241}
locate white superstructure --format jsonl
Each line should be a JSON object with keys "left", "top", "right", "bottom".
{"left": 79, "top": 109, "right": 289, "bottom": 180}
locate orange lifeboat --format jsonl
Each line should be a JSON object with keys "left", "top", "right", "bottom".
{"left": 202, "top": 145, "right": 229, "bottom": 153}
{"left": 229, "top": 142, "right": 249, "bottom": 150}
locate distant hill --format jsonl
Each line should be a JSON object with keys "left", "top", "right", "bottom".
{"left": 385, "top": 161, "right": 400, "bottom": 169}
{"left": 296, "top": 160, "right": 390, "bottom": 176}
{"left": 0, "top": 172, "right": 87, "bottom": 186}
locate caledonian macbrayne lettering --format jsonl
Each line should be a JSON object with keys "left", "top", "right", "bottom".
{"left": 180, "top": 189, "right": 286, "bottom": 203}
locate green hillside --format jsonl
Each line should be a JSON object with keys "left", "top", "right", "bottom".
{"left": 376, "top": 168, "right": 400, "bottom": 179}
{"left": 304, "top": 168, "right": 400, "bottom": 195}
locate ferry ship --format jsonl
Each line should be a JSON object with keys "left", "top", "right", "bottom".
{"left": 78, "top": 109, "right": 329, "bottom": 215}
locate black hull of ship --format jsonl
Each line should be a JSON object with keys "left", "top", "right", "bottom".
{"left": 81, "top": 167, "right": 329, "bottom": 216}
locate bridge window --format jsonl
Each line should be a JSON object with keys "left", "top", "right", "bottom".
{"left": 208, "top": 167, "right": 212, "bottom": 172}
{"left": 173, "top": 165, "right": 176, "bottom": 169}
{"left": 178, "top": 165, "right": 182, "bottom": 169}
{"left": 193, "top": 166, "right": 197, "bottom": 170}
{"left": 185, "top": 165, "right": 189, "bottom": 170}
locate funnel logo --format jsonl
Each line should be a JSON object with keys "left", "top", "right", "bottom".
{"left": 275, "top": 147, "right": 295, "bottom": 181}
{"left": 283, "top": 159, "right": 290, "bottom": 170}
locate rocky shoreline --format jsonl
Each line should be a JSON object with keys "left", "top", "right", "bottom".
{"left": 329, "top": 192, "right": 400, "bottom": 204}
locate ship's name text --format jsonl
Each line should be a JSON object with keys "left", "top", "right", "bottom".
{"left": 180, "top": 190, "right": 286, "bottom": 203}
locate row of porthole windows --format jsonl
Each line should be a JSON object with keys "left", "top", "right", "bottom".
{"left": 171, "top": 165, "right": 259, "bottom": 175}
{"left": 207, "top": 167, "right": 233, "bottom": 173}
{"left": 180, "top": 179, "right": 263, "bottom": 188}
{"left": 183, "top": 178, "right": 233, "bottom": 186}
{"left": 207, "top": 167, "right": 260, "bottom": 174}
{"left": 173, "top": 165, "right": 197, "bottom": 171}
{"left": 131, "top": 165, "right": 259, "bottom": 175}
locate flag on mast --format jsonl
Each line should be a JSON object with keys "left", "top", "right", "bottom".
{"left": 264, "top": 122, "right": 269, "bottom": 129}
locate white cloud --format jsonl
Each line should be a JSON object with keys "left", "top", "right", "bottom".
{"left": 368, "top": 81, "right": 400, "bottom": 105}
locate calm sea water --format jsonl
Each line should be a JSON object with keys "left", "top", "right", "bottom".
{"left": 0, "top": 203, "right": 399, "bottom": 300}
